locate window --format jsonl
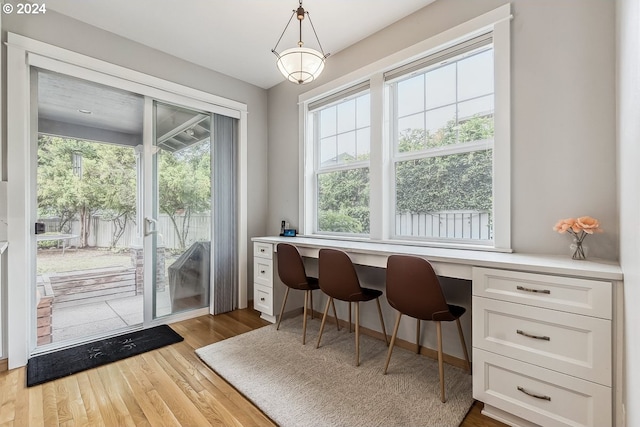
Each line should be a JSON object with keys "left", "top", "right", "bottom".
{"left": 310, "top": 87, "right": 371, "bottom": 235}
{"left": 388, "top": 38, "right": 494, "bottom": 243}
{"left": 300, "top": 5, "right": 511, "bottom": 250}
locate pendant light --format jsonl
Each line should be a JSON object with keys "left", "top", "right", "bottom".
{"left": 271, "top": 1, "right": 330, "bottom": 85}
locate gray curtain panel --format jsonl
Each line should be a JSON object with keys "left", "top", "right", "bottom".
{"left": 212, "top": 113, "right": 238, "bottom": 314}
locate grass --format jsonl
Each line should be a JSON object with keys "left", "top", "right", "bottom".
{"left": 37, "top": 247, "right": 132, "bottom": 274}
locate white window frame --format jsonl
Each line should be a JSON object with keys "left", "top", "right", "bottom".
{"left": 309, "top": 88, "right": 372, "bottom": 237}
{"left": 299, "top": 4, "right": 511, "bottom": 251}
{"left": 387, "top": 41, "right": 495, "bottom": 245}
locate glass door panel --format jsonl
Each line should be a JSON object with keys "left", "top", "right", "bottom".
{"left": 152, "top": 101, "right": 212, "bottom": 318}
{"left": 34, "top": 69, "right": 144, "bottom": 349}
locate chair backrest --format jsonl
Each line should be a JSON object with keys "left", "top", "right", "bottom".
{"left": 276, "top": 243, "right": 309, "bottom": 290}
{"left": 386, "top": 255, "right": 450, "bottom": 320}
{"left": 319, "top": 249, "right": 363, "bottom": 301}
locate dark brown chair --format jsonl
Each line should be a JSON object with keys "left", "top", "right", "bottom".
{"left": 382, "top": 255, "right": 471, "bottom": 403}
{"left": 316, "top": 248, "right": 388, "bottom": 366}
{"left": 276, "top": 243, "right": 338, "bottom": 344}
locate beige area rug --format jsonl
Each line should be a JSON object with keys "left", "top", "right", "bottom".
{"left": 196, "top": 316, "right": 473, "bottom": 427}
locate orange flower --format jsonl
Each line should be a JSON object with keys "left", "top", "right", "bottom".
{"left": 553, "top": 218, "right": 576, "bottom": 234}
{"left": 576, "top": 216, "right": 603, "bottom": 234}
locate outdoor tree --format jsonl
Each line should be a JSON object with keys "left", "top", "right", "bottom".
{"left": 395, "top": 115, "right": 493, "bottom": 214}
{"left": 158, "top": 140, "right": 211, "bottom": 250}
{"left": 37, "top": 135, "right": 137, "bottom": 248}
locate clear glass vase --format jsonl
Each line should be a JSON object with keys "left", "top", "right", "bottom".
{"left": 570, "top": 238, "right": 588, "bottom": 260}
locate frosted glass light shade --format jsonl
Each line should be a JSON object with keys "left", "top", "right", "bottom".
{"left": 276, "top": 47, "right": 326, "bottom": 85}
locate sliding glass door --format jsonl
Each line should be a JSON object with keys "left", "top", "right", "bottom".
{"left": 31, "top": 70, "right": 224, "bottom": 352}
{"left": 7, "top": 34, "right": 247, "bottom": 367}
{"left": 149, "top": 101, "right": 212, "bottom": 318}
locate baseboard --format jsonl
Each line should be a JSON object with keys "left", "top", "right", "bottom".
{"left": 310, "top": 308, "right": 471, "bottom": 371}
{"left": 0, "top": 358, "right": 8, "bottom": 372}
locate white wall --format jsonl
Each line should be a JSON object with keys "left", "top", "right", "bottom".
{"left": 267, "top": 0, "right": 617, "bottom": 260}
{"left": 1, "top": 9, "right": 269, "bottom": 296}
{"left": 617, "top": 0, "right": 639, "bottom": 424}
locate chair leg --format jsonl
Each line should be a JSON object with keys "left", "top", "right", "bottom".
{"left": 375, "top": 298, "right": 388, "bottom": 346}
{"left": 355, "top": 302, "right": 360, "bottom": 366}
{"left": 436, "top": 321, "right": 446, "bottom": 403}
{"left": 302, "top": 290, "right": 309, "bottom": 345}
{"left": 309, "top": 290, "right": 314, "bottom": 319}
{"left": 348, "top": 302, "right": 352, "bottom": 333}
{"left": 331, "top": 298, "right": 340, "bottom": 331}
{"left": 383, "top": 311, "right": 402, "bottom": 374}
{"left": 416, "top": 318, "right": 421, "bottom": 354}
{"left": 276, "top": 287, "right": 290, "bottom": 331}
{"left": 316, "top": 297, "right": 332, "bottom": 349}
{"left": 456, "top": 318, "right": 471, "bottom": 373}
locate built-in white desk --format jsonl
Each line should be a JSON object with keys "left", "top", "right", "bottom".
{"left": 252, "top": 236, "right": 622, "bottom": 281}
{"left": 252, "top": 236, "right": 623, "bottom": 427}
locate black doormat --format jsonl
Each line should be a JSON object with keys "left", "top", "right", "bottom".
{"left": 26, "top": 325, "right": 183, "bottom": 387}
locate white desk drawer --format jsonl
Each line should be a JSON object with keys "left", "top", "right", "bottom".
{"left": 472, "top": 267, "right": 612, "bottom": 319}
{"left": 473, "top": 349, "right": 611, "bottom": 427}
{"left": 254, "top": 242, "right": 273, "bottom": 259}
{"left": 473, "top": 297, "right": 611, "bottom": 386}
{"left": 253, "top": 283, "right": 273, "bottom": 315}
{"left": 254, "top": 258, "right": 273, "bottom": 287}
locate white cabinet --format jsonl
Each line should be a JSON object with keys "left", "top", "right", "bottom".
{"left": 472, "top": 267, "right": 613, "bottom": 427}
{"left": 253, "top": 242, "right": 275, "bottom": 321}
{"left": 252, "top": 242, "right": 303, "bottom": 323}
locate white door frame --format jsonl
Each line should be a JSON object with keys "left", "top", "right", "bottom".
{"left": 6, "top": 33, "right": 248, "bottom": 369}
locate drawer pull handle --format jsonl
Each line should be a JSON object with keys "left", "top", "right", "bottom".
{"left": 517, "top": 386, "right": 551, "bottom": 401}
{"left": 517, "top": 330, "right": 550, "bottom": 341}
{"left": 516, "top": 285, "right": 550, "bottom": 294}
{"left": 260, "top": 297, "right": 265, "bottom": 301}
{"left": 260, "top": 249, "right": 265, "bottom": 253}
{"left": 260, "top": 270, "right": 266, "bottom": 274}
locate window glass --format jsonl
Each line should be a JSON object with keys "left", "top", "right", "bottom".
{"left": 312, "top": 92, "right": 371, "bottom": 235}
{"left": 392, "top": 45, "right": 495, "bottom": 242}
{"left": 397, "top": 76, "right": 424, "bottom": 117}
{"left": 425, "top": 63, "right": 456, "bottom": 109}
{"left": 394, "top": 150, "right": 493, "bottom": 240}
{"left": 320, "top": 106, "right": 336, "bottom": 137}
{"left": 317, "top": 168, "right": 370, "bottom": 234}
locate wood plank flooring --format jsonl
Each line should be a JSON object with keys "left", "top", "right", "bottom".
{"left": 0, "top": 307, "right": 507, "bottom": 426}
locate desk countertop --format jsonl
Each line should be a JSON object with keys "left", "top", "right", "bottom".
{"left": 252, "top": 236, "right": 623, "bottom": 281}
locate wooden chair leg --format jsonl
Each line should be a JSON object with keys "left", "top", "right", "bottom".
{"left": 316, "top": 297, "right": 332, "bottom": 349}
{"left": 456, "top": 318, "right": 471, "bottom": 373}
{"left": 348, "top": 302, "right": 352, "bottom": 333}
{"left": 383, "top": 311, "right": 402, "bottom": 374}
{"left": 355, "top": 302, "right": 360, "bottom": 366}
{"left": 436, "top": 321, "right": 445, "bottom": 403}
{"left": 302, "top": 290, "right": 309, "bottom": 345}
{"left": 416, "top": 318, "right": 421, "bottom": 354}
{"left": 309, "top": 290, "right": 314, "bottom": 319}
{"left": 276, "top": 287, "right": 290, "bottom": 331}
{"left": 331, "top": 298, "right": 340, "bottom": 331}
{"left": 375, "top": 298, "right": 388, "bottom": 346}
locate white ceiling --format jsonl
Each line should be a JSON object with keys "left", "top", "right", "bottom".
{"left": 44, "top": 0, "right": 436, "bottom": 89}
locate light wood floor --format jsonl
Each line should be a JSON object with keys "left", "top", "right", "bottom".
{"left": 0, "top": 307, "right": 508, "bottom": 427}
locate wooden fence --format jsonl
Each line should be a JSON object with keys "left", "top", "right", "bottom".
{"left": 40, "top": 214, "right": 212, "bottom": 250}
{"left": 395, "top": 211, "right": 492, "bottom": 240}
